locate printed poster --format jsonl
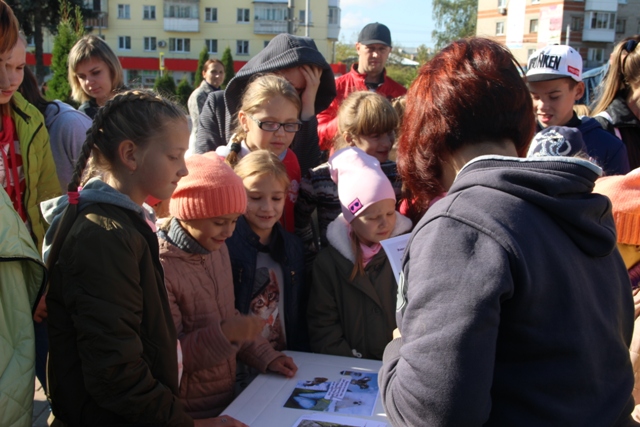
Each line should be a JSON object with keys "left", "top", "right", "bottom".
{"left": 284, "top": 370, "right": 380, "bottom": 416}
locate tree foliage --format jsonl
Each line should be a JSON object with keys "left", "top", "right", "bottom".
{"left": 7, "top": 0, "right": 88, "bottom": 83}
{"left": 194, "top": 45, "right": 209, "bottom": 88}
{"left": 432, "top": 0, "right": 477, "bottom": 51}
{"left": 335, "top": 37, "right": 357, "bottom": 63}
{"left": 385, "top": 65, "right": 418, "bottom": 89}
{"left": 176, "top": 78, "right": 193, "bottom": 108}
{"left": 47, "top": 0, "right": 84, "bottom": 105}
{"left": 221, "top": 47, "right": 235, "bottom": 88}
{"left": 415, "top": 44, "right": 433, "bottom": 66}
{"left": 154, "top": 72, "right": 177, "bottom": 99}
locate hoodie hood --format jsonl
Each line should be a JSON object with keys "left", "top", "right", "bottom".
{"left": 454, "top": 155, "right": 615, "bottom": 257}
{"left": 326, "top": 212, "right": 413, "bottom": 263}
{"left": 44, "top": 100, "right": 84, "bottom": 128}
{"left": 224, "top": 33, "right": 336, "bottom": 117}
{"left": 41, "top": 178, "right": 151, "bottom": 261}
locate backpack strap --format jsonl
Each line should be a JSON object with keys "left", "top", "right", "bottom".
{"left": 595, "top": 111, "right": 623, "bottom": 140}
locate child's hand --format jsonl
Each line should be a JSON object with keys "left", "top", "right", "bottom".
{"left": 299, "top": 65, "right": 322, "bottom": 121}
{"left": 33, "top": 293, "right": 47, "bottom": 323}
{"left": 194, "top": 416, "right": 248, "bottom": 427}
{"left": 267, "top": 355, "right": 298, "bottom": 377}
{"left": 220, "top": 315, "right": 264, "bottom": 343}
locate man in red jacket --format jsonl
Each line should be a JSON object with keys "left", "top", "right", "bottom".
{"left": 317, "top": 22, "right": 407, "bottom": 152}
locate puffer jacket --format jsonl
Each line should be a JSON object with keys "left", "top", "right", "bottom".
{"left": 11, "top": 92, "right": 61, "bottom": 252}
{"left": 0, "top": 189, "right": 46, "bottom": 427}
{"left": 158, "top": 222, "right": 282, "bottom": 419}
{"left": 307, "top": 212, "right": 412, "bottom": 360}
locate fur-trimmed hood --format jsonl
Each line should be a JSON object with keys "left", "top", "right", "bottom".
{"left": 326, "top": 212, "right": 412, "bottom": 264}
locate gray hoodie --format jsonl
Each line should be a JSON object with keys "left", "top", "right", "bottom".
{"left": 380, "top": 156, "right": 636, "bottom": 426}
{"left": 41, "top": 178, "right": 152, "bottom": 261}
{"left": 44, "top": 101, "right": 92, "bottom": 192}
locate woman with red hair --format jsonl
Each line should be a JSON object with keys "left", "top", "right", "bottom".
{"left": 379, "top": 38, "right": 636, "bottom": 426}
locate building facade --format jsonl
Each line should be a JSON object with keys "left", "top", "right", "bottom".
{"left": 476, "top": 0, "right": 638, "bottom": 70}
{"left": 30, "top": 0, "right": 341, "bottom": 86}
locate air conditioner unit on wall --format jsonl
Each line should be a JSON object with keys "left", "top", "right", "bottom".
{"left": 158, "top": 40, "right": 167, "bottom": 48}
{"left": 498, "top": 6, "right": 507, "bottom": 15}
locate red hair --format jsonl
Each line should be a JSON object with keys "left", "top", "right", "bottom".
{"left": 397, "top": 38, "right": 534, "bottom": 221}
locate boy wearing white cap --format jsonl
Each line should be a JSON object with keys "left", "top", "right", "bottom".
{"left": 527, "top": 45, "right": 630, "bottom": 175}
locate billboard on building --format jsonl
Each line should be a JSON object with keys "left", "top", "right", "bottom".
{"left": 538, "top": 4, "right": 564, "bottom": 47}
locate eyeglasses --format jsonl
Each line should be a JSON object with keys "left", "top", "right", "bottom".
{"left": 246, "top": 114, "right": 302, "bottom": 133}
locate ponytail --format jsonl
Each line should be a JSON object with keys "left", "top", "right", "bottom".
{"left": 349, "top": 228, "right": 366, "bottom": 281}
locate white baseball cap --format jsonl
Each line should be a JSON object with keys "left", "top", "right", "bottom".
{"left": 526, "top": 45, "right": 583, "bottom": 82}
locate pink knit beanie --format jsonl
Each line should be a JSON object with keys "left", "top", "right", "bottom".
{"left": 170, "top": 152, "right": 247, "bottom": 220}
{"left": 593, "top": 168, "right": 640, "bottom": 246}
{"left": 329, "top": 147, "right": 396, "bottom": 223}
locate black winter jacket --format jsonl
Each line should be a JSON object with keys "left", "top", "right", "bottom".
{"left": 594, "top": 91, "right": 640, "bottom": 170}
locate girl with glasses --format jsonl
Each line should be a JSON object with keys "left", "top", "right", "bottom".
{"left": 593, "top": 35, "right": 640, "bottom": 169}
{"left": 216, "top": 74, "right": 303, "bottom": 232}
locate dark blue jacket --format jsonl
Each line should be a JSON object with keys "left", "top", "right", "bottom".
{"left": 226, "top": 216, "right": 309, "bottom": 351}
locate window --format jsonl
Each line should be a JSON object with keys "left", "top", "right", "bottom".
{"left": 117, "top": 4, "right": 130, "bottom": 19}
{"left": 588, "top": 47, "right": 605, "bottom": 62}
{"left": 237, "top": 8, "right": 250, "bottom": 23}
{"left": 118, "top": 36, "right": 131, "bottom": 50}
{"left": 205, "top": 39, "right": 218, "bottom": 54}
{"left": 237, "top": 40, "right": 249, "bottom": 55}
{"left": 205, "top": 7, "right": 217, "bottom": 22}
{"left": 299, "top": 10, "right": 312, "bottom": 22}
{"left": 144, "top": 37, "right": 157, "bottom": 51}
{"left": 589, "top": 12, "right": 616, "bottom": 30}
{"left": 264, "top": 40, "right": 270, "bottom": 48}
{"left": 529, "top": 19, "right": 538, "bottom": 33}
{"left": 167, "top": 5, "right": 193, "bottom": 18}
{"left": 143, "top": 5, "right": 156, "bottom": 20}
{"left": 256, "top": 7, "right": 286, "bottom": 21}
{"left": 616, "top": 19, "right": 626, "bottom": 33}
{"left": 91, "top": 0, "right": 101, "bottom": 11}
{"left": 169, "top": 38, "right": 190, "bottom": 53}
{"left": 496, "top": 21, "right": 505, "bottom": 35}
{"left": 26, "top": 34, "right": 35, "bottom": 46}
{"left": 527, "top": 48, "right": 536, "bottom": 58}
{"left": 497, "top": 0, "right": 506, "bottom": 7}
{"left": 329, "top": 7, "right": 339, "bottom": 25}
{"left": 532, "top": 0, "right": 540, "bottom": 4}
{"left": 571, "top": 16, "right": 584, "bottom": 31}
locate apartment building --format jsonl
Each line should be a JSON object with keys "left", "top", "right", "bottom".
{"left": 476, "top": 0, "right": 636, "bottom": 70}
{"left": 30, "top": 0, "right": 341, "bottom": 86}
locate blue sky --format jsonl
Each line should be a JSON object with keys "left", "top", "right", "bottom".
{"left": 339, "top": 0, "right": 435, "bottom": 49}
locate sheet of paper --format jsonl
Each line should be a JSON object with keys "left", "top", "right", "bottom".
{"left": 284, "top": 371, "right": 380, "bottom": 416}
{"left": 291, "top": 413, "right": 388, "bottom": 427}
{"left": 380, "top": 233, "right": 410, "bottom": 284}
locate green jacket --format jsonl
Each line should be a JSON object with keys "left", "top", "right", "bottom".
{"left": 308, "top": 213, "right": 412, "bottom": 360}
{"left": 11, "top": 92, "right": 61, "bottom": 252}
{"left": 0, "top": 189, "right": 46, "bottom": 427}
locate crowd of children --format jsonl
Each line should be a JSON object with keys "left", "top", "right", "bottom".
{"left": 2, "top": 0, "right": 640, "bottom": 424}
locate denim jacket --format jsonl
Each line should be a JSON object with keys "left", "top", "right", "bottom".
{"left": 226, "top": 216, "right": 309, "bottom": 351}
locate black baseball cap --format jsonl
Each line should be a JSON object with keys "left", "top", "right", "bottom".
{"left": 358, "top": 23, "right": 392, "bottom": 47}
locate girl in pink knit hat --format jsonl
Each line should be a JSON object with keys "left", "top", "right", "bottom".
{"left": 307, "top": 147, "right": 412, "bottom": 360}
{"left": 158, "top": 152, "right": 297, "bottom": 423}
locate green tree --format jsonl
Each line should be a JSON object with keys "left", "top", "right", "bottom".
{"left": 176, "top": 78, "right": 193, "bottom": 108}
{"left": 47, "top": 0, "right": 84, "bottom": 105}
{"left": 335, "top": 38, "right": 357, "bottom": 63}
{"left": 415, "top": 44, "right": 433, "bottom": 65}
{"left": 221, "top": 47, "right": 235, "bottom": 88}
{"left": 432, "top": 0, "right": 477, "bottom": 51}
{"left": 385, "top": 65, "right": 418, "bottom": 89}
{"left": 7, "top": 0, "right": 88, "bottom": 83}
{"left": 194, "top": 45, "right": 209, "bottom": 88}
{"left": 154, "top": 72, "right": 177, "bottom": 99}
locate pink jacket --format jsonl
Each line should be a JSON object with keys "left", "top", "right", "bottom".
{"left": 159, "top": 237, "right": 281, "bottom": 419}
{"left": 316, "top": 64, "right": 407, "bottom": 151}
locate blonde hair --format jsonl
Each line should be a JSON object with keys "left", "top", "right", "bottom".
{"left": 227, "top": 74, "right": 301, "bottom": 167}
{"left": 573, "top": 103, "right": 591, "bottom": 117}
{"left": 593, "top": 35, "right": 640, "bottom": 116}
{"left": 335, "top": 91, "right": 399, "bottom": 150}
{"left": 68, "top": 35, "right": 124, "bottom": 104}
{"left": 233, "top": 149, "right": 290, "bottom": 192}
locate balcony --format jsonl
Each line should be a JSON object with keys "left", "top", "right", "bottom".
{"left": 253, "top": 4, "right": 288, "bottom": 34}
{"left": 584, "top": 0, "right": 617, "bottom": 12}
{"left": 85, "top": 13, "right": 108, "bottom": 31}
{"left": 582, "top": 28, "right": 615, "bottom": 42}
{"left": 164, "top": 18, "right": 199, "bottom": 32}
{"left": 254, "top": 18, "right": 288, "bottom": 34}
